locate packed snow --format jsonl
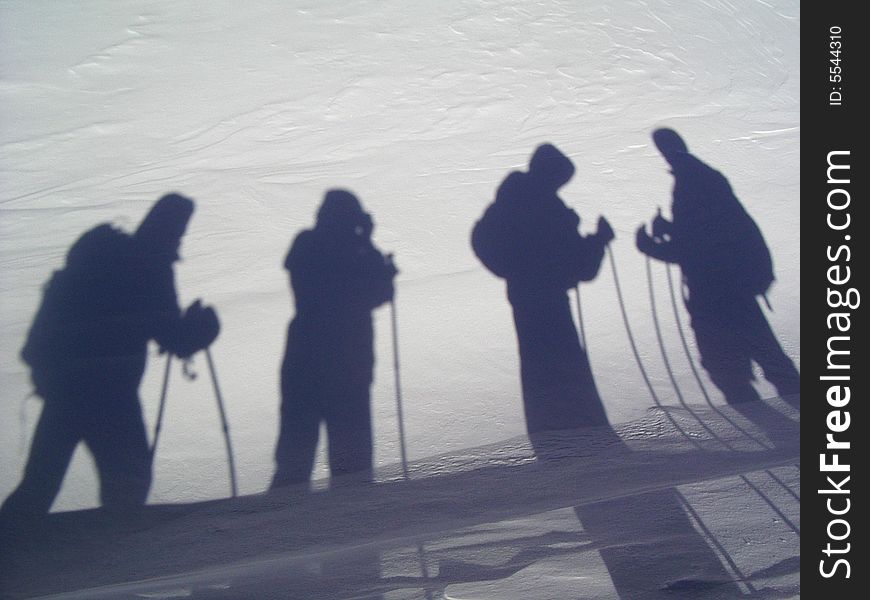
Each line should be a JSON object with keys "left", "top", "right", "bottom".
{"left": 1, "top": 0, "right": 799, "bottom": 598}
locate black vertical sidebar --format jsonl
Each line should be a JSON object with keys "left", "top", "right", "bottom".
{"left": 803, "top": 3, "right": 865, "bottom": 596}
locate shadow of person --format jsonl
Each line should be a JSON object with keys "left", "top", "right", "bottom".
{"left": 472, "top": 144, "right": 744, "bottom": 597}
{"left": 1, "top": 193, "right": 220, "bottom": 520}
{"left": 271, "top": 190, "right": 398, "bottom": 491}
{"left": 636, "top": 128, "right": 800, "bottom": 411}
{"left": 471, "top": 143, "right": 615, "bottom": 452}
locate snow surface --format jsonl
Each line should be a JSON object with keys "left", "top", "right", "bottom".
{"left": 3, "top": 402, "right": 799, "bottom": 599}
{"left": 1, "top": 0, "right": 799, "bottom": 597}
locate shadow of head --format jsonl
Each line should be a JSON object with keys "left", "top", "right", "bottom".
{"left": 316, "top": 189, "right": 372, "bottom": 237}
{"left": 528, "top": 143, "right": 575, "bottom": 192}
{"left": 134, "top": 193, "right": 195, "bottom": 261}
{"left": 652, "top": 128, "right": 689, "bottom": 166}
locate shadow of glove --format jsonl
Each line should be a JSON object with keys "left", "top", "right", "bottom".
{"left": 597, "top": 216, "right": 615, "bottom": 244}
{"left": 635, "top": 224, "right": 653, "bottom": 254}
{"left": 651, "top": 208, "right": 672, "bottom": 240}
{"left": 183, "top": 300, "right": 221, "bottom": 354}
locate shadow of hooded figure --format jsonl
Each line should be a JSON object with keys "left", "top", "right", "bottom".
{"left": 272, "top": 190, "right": 397, "bottom": 490}
{"left": 472, "top": 145, "right": 745, "bottom": 597}
{"left": 636, "top": 129, "right": 800, "bottom": 409}
{"left": 471, "top": 144, "right": 615, "bottom": 451}
{"left": 1, "top": 193, "right": 220, "bottom": 517}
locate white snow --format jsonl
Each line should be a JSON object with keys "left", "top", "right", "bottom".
{"left": 3, "top": 403, "right": 799, "bottom": 599}
{"left": 1, "top": 0, "right": 799, "bottom": 597}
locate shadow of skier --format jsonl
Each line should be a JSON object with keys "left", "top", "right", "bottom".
{"left": 1, "top": 193, "right": 220, "bottom": 520}
{"left": 471, "top": 143, "right": 614, "bottom": 450}
{"left": 271, "top": 190, "right": 398, "bottom": 491}
{"left": 471, "top": 143, "right": 744, "bottom": 598}
{"left": 636, "top": 128, "right": 800, "bottom": 412}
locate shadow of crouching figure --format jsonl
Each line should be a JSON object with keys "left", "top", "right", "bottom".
{"left": 636, "top": 129, "right": 800, "bottom": 409}
{"left": 471, "top": 144, "right": 614, "bottom": 451}
{"left": 1, "top": 194, "right": 220, "bottom": 518}
{"left": 272, "top": 190, "right": 397, "bottom": 490}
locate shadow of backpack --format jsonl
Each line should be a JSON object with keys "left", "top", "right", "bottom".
{"left": 21, "top": 223, "right": 133, "bottom": 395}
{"left": 725, "top": 203, "right": 775, "bottom": 309}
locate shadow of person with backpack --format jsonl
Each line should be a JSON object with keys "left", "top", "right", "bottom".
{"left": 471, "top": 143, "right": 615, "bottom": 453}
{"left": 636, "top": 128, "right": 800, "bottom": 410}
{"left": 472, "top": 144, "right": 744, "bottom": 598}
{"left": 1, "top": 193, "right": 220, "bottom": 518}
